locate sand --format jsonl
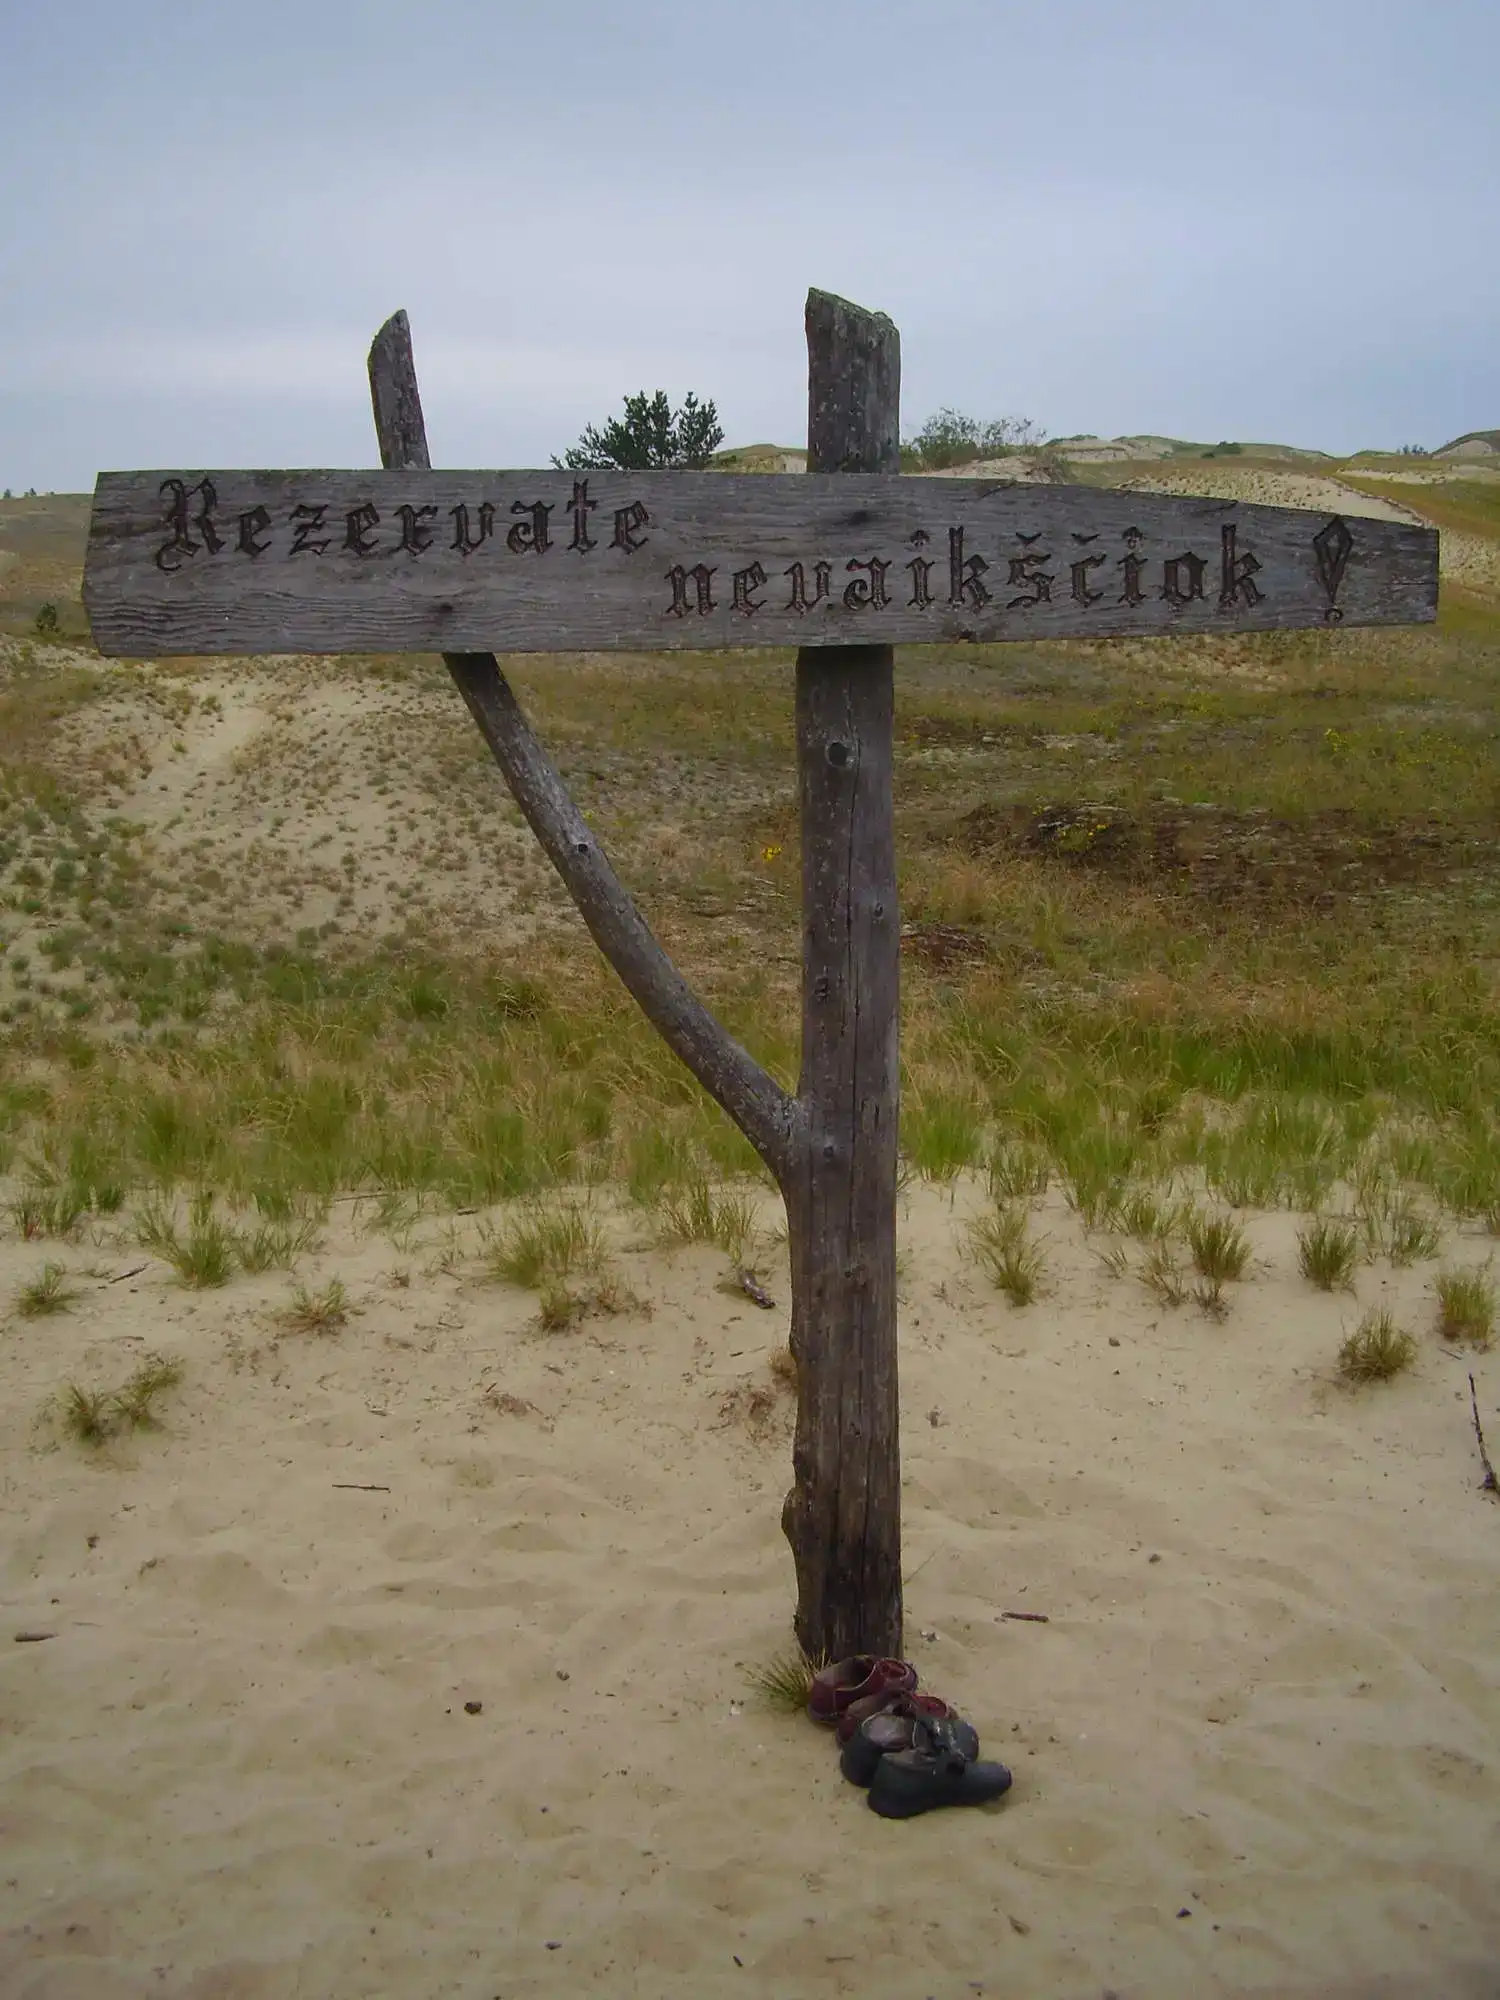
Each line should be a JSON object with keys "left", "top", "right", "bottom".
{"left": 3, "top": 1184, "right": 1498, "bottom": 1999}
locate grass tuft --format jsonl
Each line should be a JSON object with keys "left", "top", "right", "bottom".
{"left": 138, "top": 1192, "right": 237, "bottom": 1288}
{"left": 1183, "top": 1210, "right": 1251, "bottom": 1283}
{"left": 1337, "top": 1309, "right": 1417, "bottom": 1384}
{"left": 1141, "top": 1240, "right": 1189, "bottom": 1308}
{"left": 967, "top": 1203, "right": 1046, "bottom": 1305}
{"left": 745, "top": 1647, "right": 826, "bottom": 1713}
{"left": 654, "top": 1178, "right": 759, "bottom": 1263}
{"left": 278, "top": 1278, "right": 349, "bottom": 1335}
{"left": 485, "top": 1203, "right": 608, "bottom": 1290}
{"left": 14, "top": 1260, "right": 79, "bottom": 1318}
{"left": 58, "top": 1353, "right": 183, "bottom": 1444}
{"left": 1298, "top": 1217, "right": 1359, "bottom": 1291}
{"left": 1434, "top": 1267, "right": 1495, "bottom": 1349}
{"left": 986, "top": 1140, "right": 1050, "bottom": 1203}
{"left": 12, "top": 1184, "right": 86, "bottom": 1241}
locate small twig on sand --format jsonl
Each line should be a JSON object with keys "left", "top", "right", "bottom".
{"left": 332, "top": 1482, "right": 391, "bottom": 1492}
{"left": 1001, "top": 1610, "right": 1050, "bottom": 1624}
{"left": 1469, "top": 1374, "right": 1498, "bottom": 1499}
{"left": 13, "top": 1631, "right": 56, "bottom": 1643}
{"left": 108, "top": 1264, "right": 149, "bottom": 1284}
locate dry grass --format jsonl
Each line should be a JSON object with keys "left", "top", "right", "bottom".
{"left": 1337, "top": 1310, "right": 1417, "bottom": 1384}
{"left": 744, "top": 1647, "right": 826, "bottom": 1714}
{"left": 278, "top": 1279, "right": 350, "bottom": 1335}
{"left": 56, "top": 1353, "right": 184, "bottom": 1445}
{"left": 1298, "top": 1217, "right": 1360, "bottom": 1291}
{"left": 1434, "top": 1267, "right": 1495, "bottom": 1349}
{"left": 4, "top": 486, "right": 1500, "bottom": 1259}
{"left": 967, "top": 1203, "right": 1046, "bottom": 1305}
{"left": 13, "top": 1260, "right": 79, "bottom": 1318}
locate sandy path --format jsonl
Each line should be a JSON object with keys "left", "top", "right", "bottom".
{"left": 2, "top": 1186, "right": 1498, "bottom": 1998}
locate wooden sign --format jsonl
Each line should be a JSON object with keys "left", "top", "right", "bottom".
{"left": 82, "top": 467, "right": 1437, "bottom": 658}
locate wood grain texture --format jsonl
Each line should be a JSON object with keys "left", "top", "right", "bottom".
{"left": 83, "top": 464, "right": 1438, "bottom": 658}
{"left": 367, "top": 311, "right": 797, "bottom": 1184}
{"left": 781, "top": 289, "right": 904, "bottom": 1662}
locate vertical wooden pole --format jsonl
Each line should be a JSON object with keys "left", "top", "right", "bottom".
{"left": 780, "top": 290, "right": 904, "bottom": 1662}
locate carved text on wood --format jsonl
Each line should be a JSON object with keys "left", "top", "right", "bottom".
{"left": 84, "top": 471, "right": 1439, "bottom": 657}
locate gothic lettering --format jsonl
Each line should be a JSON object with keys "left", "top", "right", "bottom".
{"left": 1161, "top": 549, "right": 1207, "bottom": 606}
{"left": 237, "top": 506, "right": 272, "bottom": 558}
{"left": 568, "top": 479, "right": 597, "bottom": 552}
{"left": 610, "top": 501, "right": 650, "bottom": 553}
{"left": 1118, "top": 543, "right": 1147, "bottom": 605}
{"left": 1007, "top": 549, "right": 1054, "bottom": 609}
{"left": 665, "top": 563, "right": 716, "bottom": 616}
{"left": 844, "top": 557, "right": 891, "bottom": 610}
{"left": 450, "top": 502, "right": 496, "bottom": 556}
{"left": 507, "top": 501, "right": 553, "bottom": 555}
{"left": 396, "top": 504, "right": 437, "bottom": 554}
{"left": 732, "top": 561, "right": 767, "bottom": 615}
{"left": 948, "top": 527, "right": 990, "bottom": 609}
{"left": 785, "top": 559, "right": 833, "bottom": 613}
{"left": 1070, "top": 554, "right": 1105, "bottom": 605}
{"left": 1219, "top": 524, "right": 1262, "bottom": 609}
{"left": 344, "top": 502, "right": 380, "bottom": 556}
{"left": 155, "top": 477, "right": 222, "bottom": 573}
{"left": 290, "top": 503, "right": 331, "bottom": 556}
{"left": 907, "top": 556, "right": 935, "bottom": 607}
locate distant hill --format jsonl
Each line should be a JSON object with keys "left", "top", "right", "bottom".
{"left": 1435, "top": 430, "right": 1500, "bottom": 462}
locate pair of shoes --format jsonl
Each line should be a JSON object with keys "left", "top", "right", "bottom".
{"left": 849, "top": 1712, "right": 1014, "bottom": 1819}
{"left": 808, "top": 1656, "right": 1013, "bottom": 1818}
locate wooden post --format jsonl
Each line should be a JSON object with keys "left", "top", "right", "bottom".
{"left": 82, "top": 298, "right": 1443, "bottom": 1673}
{"left": 779, "top": 292, "right": 904, "bottom": 1661}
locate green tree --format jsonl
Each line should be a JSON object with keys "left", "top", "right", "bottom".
{"left": 901, "top": 407, "right": 1046, "bottom": 471}
{"left": 555, "top": 390, "right": 725, "bottom": 471}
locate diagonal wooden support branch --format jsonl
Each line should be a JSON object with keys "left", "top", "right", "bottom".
{"left": 367, "top": 311, "right": 798, "bottom": 1184}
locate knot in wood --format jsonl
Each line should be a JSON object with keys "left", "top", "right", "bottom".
{"left": 826, "top": 741, "right": 850, "bottom": 768}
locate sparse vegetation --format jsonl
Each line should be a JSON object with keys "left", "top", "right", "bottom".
{"left": 1337, "top": 1310, "right": 1417, "bottom": 1384}
{"left": 138, "top": 1192, "right": 237, "bottom": 1288}
{"left": 14, "top": 1260, "right": 79, "bottom": 1318}
{"left": 56, "top": 1353, "right": 183, "bottom": 1444}
{"left": 485, "top": 1203, "right": 609, "bottom": 1291}
{"left": 1298, "top": 1218, "right": 1360, "bottom": 1291}
{"left": 1183, "top": 1211, "right": 1251, "bottom": 1284}
{"left": 745, "top": 1647, "right": 826, "bottom": 1713}
{"left": 278, "top": 1279, "right": 349, "bottom": 1335}
{"left": 1434, "top": 1267, "right": 1495, "bottom": 1349}
{"left": 1141, "top": 1240, "right": 1190, "bottom": 1309}
{"left": 3, "top": 476, "right": 1500, "bottom": 1275}
{"left": 967, "top": 1203, "right": 1046, "bottom": 1305}
{"left": 653, "top": 1178, "right": 759, "bottom": 1264}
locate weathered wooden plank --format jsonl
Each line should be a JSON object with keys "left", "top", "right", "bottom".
{"left": 782, "top": 289, "right": 904, "bottom": 1661}
{"left": 82, "top": 467, "right": 1438, "bottom": 657}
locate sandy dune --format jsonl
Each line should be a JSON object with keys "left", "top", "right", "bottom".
{"left": 3, "top": 1184, "right": 1498, "bottom": 1998}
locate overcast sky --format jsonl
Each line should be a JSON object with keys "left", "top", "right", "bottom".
{"left": 2, "top": 0, "right": 1495, "bottom": 489}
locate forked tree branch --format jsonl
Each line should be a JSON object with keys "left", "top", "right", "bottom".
{"left": 367, "top": 312, "right": 799, "bottom": 1183}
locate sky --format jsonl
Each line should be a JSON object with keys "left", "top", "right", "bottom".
{"left": 1, "top": 0, "right": 1496, "bottom": 490}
